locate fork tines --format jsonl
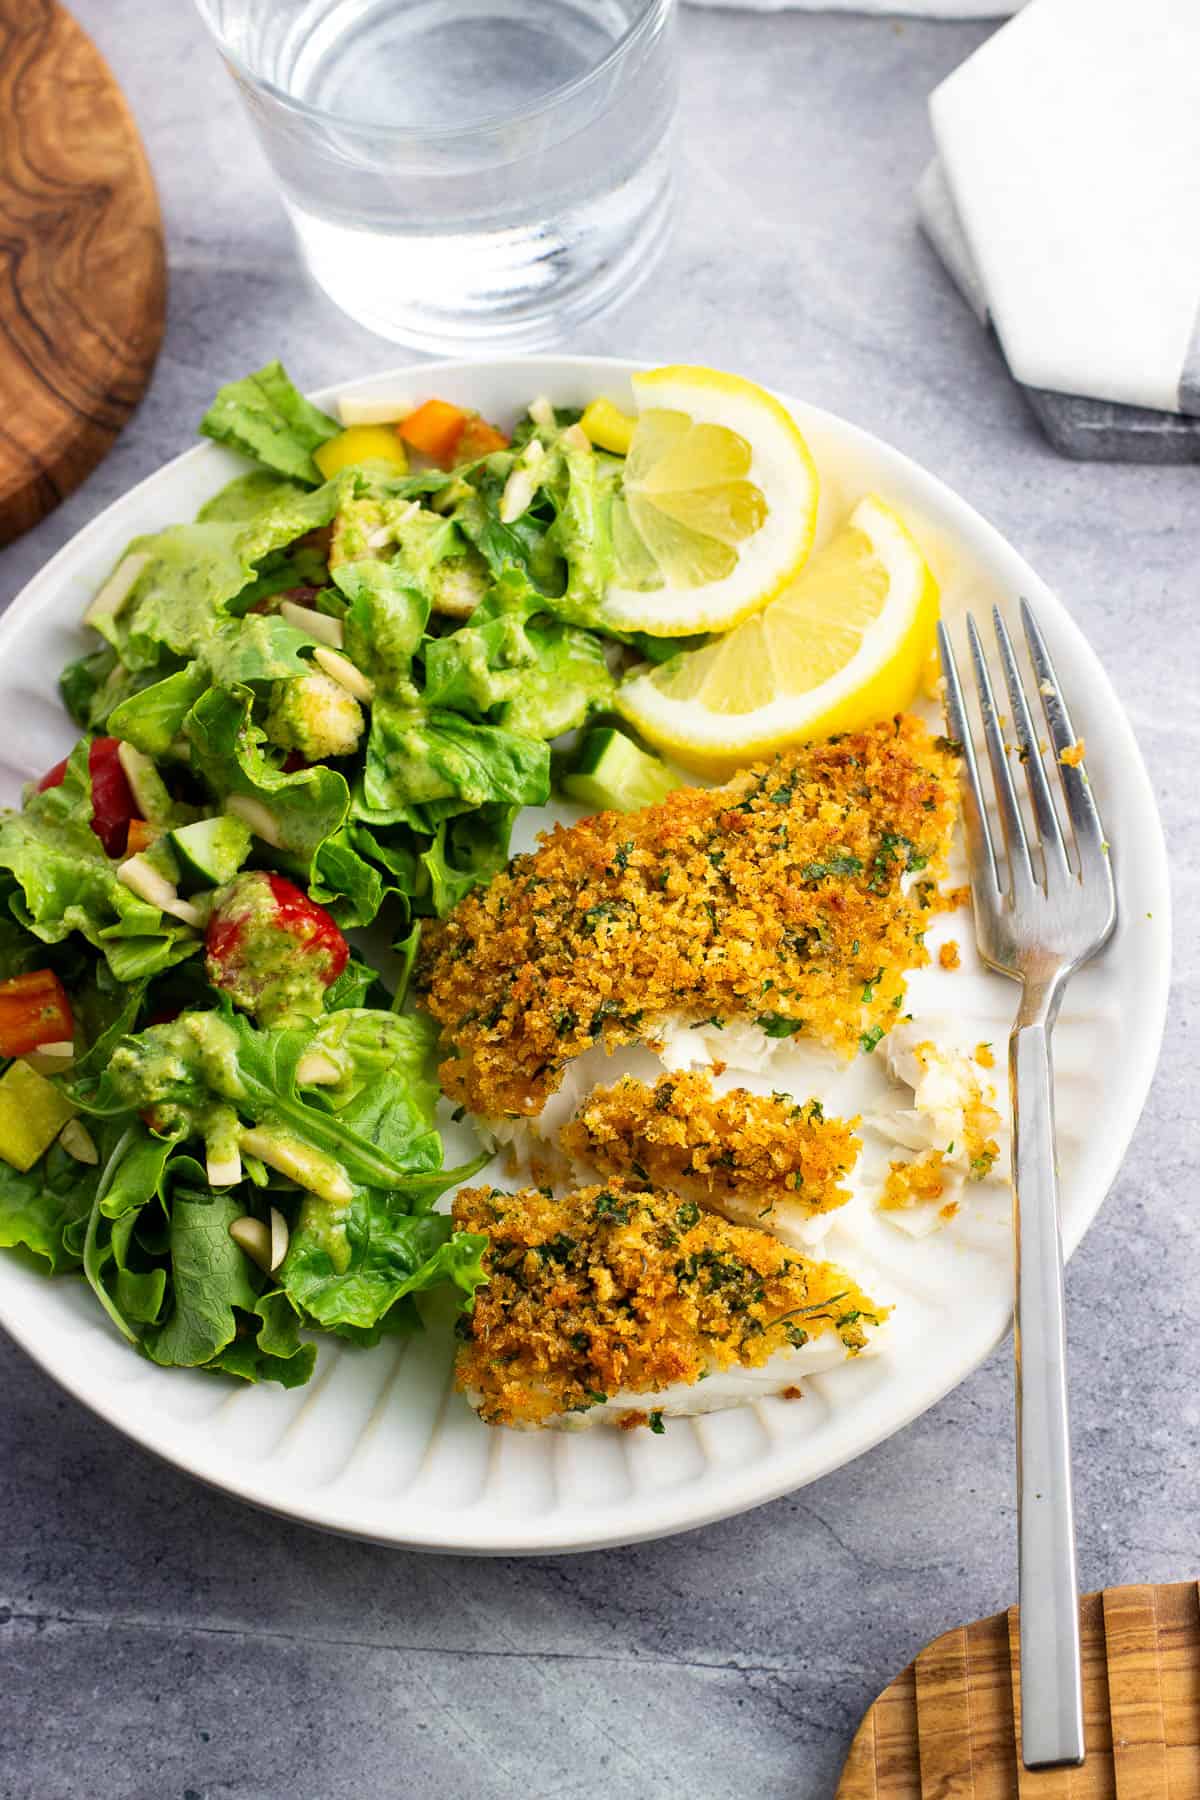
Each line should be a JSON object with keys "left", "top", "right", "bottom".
{"left": 937, "top": 601, "right": 1111, "bottom": 903}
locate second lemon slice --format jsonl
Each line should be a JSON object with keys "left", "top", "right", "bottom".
{"left": 615, "top": 495, "right": 939, "bottom": 775}
{"left": 604, "top": 366, "right": 819, "bottom": 636}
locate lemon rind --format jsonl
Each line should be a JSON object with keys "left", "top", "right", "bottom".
{"left": 615, "top": 495, "right": 938, "bottom": 771}
{"left": 601, "top": 367, "right": 820, "bottom": 636}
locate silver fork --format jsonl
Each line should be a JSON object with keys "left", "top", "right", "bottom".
{"left": 938, "top": 600, "right": 1117, "bottom": 1771}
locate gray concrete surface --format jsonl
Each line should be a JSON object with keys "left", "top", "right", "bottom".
{"left": 2, "top": 5, "right": 1196, "bottom": 1797}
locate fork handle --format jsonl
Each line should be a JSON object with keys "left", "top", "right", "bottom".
{"left": 1011, "top": 1001, "right": 1085, "bottom": 1768}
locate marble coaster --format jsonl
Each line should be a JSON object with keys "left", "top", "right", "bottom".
{"left": 917, "top": 159, "right": 1200, "bottom": 464}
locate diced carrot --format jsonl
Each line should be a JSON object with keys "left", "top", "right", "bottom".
{"left": 0, "top": 970, "right": 74, "bottom": 1057}
{"left": 398, "top": 398, "right": 470, "bottom": 467}
{"left": 456, "top": 417, "right": 510, "bottom": 461}
{"left": 125, "top": 819, "right": 156, "bottom": 854}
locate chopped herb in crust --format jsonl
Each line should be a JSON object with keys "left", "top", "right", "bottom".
{"left": 560, "top": 1071, "right": 859, "bottom": 1224}
{"left": 420, "top": 717, "right": 958, "bottom": 1118}
{"left": 452, "top": 1179, "right": 888, "bottom": 1429}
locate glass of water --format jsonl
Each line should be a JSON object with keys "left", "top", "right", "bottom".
{"left": 192, "top": 0, "right": 679, "bottom": 352}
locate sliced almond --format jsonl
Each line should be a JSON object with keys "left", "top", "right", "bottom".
{"left": 225, "top": 794, "right": 284, "bottom": 848}
{"left": 268, "top": 1205, "right": 289, "bottom": 1272}
{"left": 312, "top": 646, "right": 375, "bottom": 704}
{"left": 528, "top": 396, "right": 556, "bottom": 431}
{"left": 59, "top": 1119, "right": 98, "bottom": 1165}
{"left": 83, "top": 552, "right": 150, "bottom": 628}
{"left": 116, "top": 742, "right": 165, "bottom": 821}
{"left": 117, "top": 855, "right": 205, "bottom": 928}
{"left": 206, "top": 1144, "right": 243, "bottom": 1187}
{"left": 229, "top": 1215, "right": 272, "bottom": 1273}
{"left": 24, "top": 1041, "right": 76, "bottom": 1074}
{"left": 240, "top": 1127, "right": 353, "bottom": 1204}
{"left": 500, "top": 440, "right": 547, "bottom": 524}
{"left": 560, "top": 423, "right": 590, "bottom": 453}
{"left": 296, "top": 1049, "right": 341, "bottom": 1086}
{"left": 280, "top": 600, "right": 345, "bottom": 650}
{"left": 337, "top": 392, "right": 413, "bottom": 428}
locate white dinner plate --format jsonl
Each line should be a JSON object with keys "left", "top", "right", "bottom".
{"left": 0, "top": 358, "right": 1170, "bottom": 1553}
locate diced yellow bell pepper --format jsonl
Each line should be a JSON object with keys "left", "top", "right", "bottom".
{"left": 0, "top": 1060, "right": 76, "bottom": 1172}
{"left": 313, "top": 425, "right": 409, "bottom": 480}
{"left": 580, "top": 398, "right": 637, "bottom": 456}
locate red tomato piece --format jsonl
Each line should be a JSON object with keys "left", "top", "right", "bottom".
{"left": 205, "top": 872, "right": 349, "bottom": 1021}
{"left": 265, "top": 875, "right": 349, "bottom": 979}
{"left": 88, "top": 738, "right": 136, "bottom": 858}
{"left": 37, "top": 757, "right": 69, "bottom": 792}
{"left": 0, "top": 970, "right": 74, "bottom": 1057}
{"left": 204, "top": 908, "right": 244, "bottom": 973}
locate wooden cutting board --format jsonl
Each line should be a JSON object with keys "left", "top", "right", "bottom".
{"left": 837, "top": 1581, "right": 1200, "bottom": 1796}
{"left": 0, "top": 0, "right": 166, "bottom": 546}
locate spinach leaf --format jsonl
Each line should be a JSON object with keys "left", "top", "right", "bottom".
{"left": 282, "top": 1196, "right": 487, "bottom": 1340}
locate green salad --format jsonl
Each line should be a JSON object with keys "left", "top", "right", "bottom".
{"left": 0, "top": 363, "right": 678, "bottom": 1388}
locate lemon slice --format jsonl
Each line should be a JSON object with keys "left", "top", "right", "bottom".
{"left": 604, "top": 366, "right": 819, "bottom": 635}
{"left": 616, "top": 495, "right": 939, "bottom": 775}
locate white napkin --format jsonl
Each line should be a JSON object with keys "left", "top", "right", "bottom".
{"left": 929, "top": 0, "right": 1200, "bottom": 415}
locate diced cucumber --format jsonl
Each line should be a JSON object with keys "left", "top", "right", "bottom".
{"left": 562, "top": 728, "right": 687, "bottom": 814}
{"left": 171, "top": 816, "right": 254, "bottom": 889}
{"left": 0, "top": 1061, "right": 76, "bottom": 1172}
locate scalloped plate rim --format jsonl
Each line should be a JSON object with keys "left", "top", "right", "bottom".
{"left": 0, "top": 355, "right": 1171, "bottom": 1554}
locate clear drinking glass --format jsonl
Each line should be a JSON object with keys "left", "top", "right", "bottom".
{"left": 192, "top": 0, "right": 679, "bottom": 352}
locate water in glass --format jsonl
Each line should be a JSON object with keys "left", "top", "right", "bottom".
{"left": 197, "top": 0, "right": 678, "bottom": 350}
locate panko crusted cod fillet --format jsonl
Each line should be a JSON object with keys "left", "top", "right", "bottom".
{"left": 452, "top": 1179, "right": 889, "bottom": 1430}
{"left": 419, "top": 717, "right": 958, "bottom": 1123}
{"left": 559, "top": 1071, "right": 860, "bottom": 1247}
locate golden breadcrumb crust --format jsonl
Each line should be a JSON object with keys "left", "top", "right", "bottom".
{"left": 453, "top": 1180, "right": 886, "bottom": 1428}
{"left": 559, "top": 1071, "right": 859, "bottom": 1222}
{"left": 420, "top": 717, "right": 959, "bottom": 1118}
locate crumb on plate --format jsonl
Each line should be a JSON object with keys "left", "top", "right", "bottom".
{"left": 880, "top": 1149, "right": 948, "bottom": 1211}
